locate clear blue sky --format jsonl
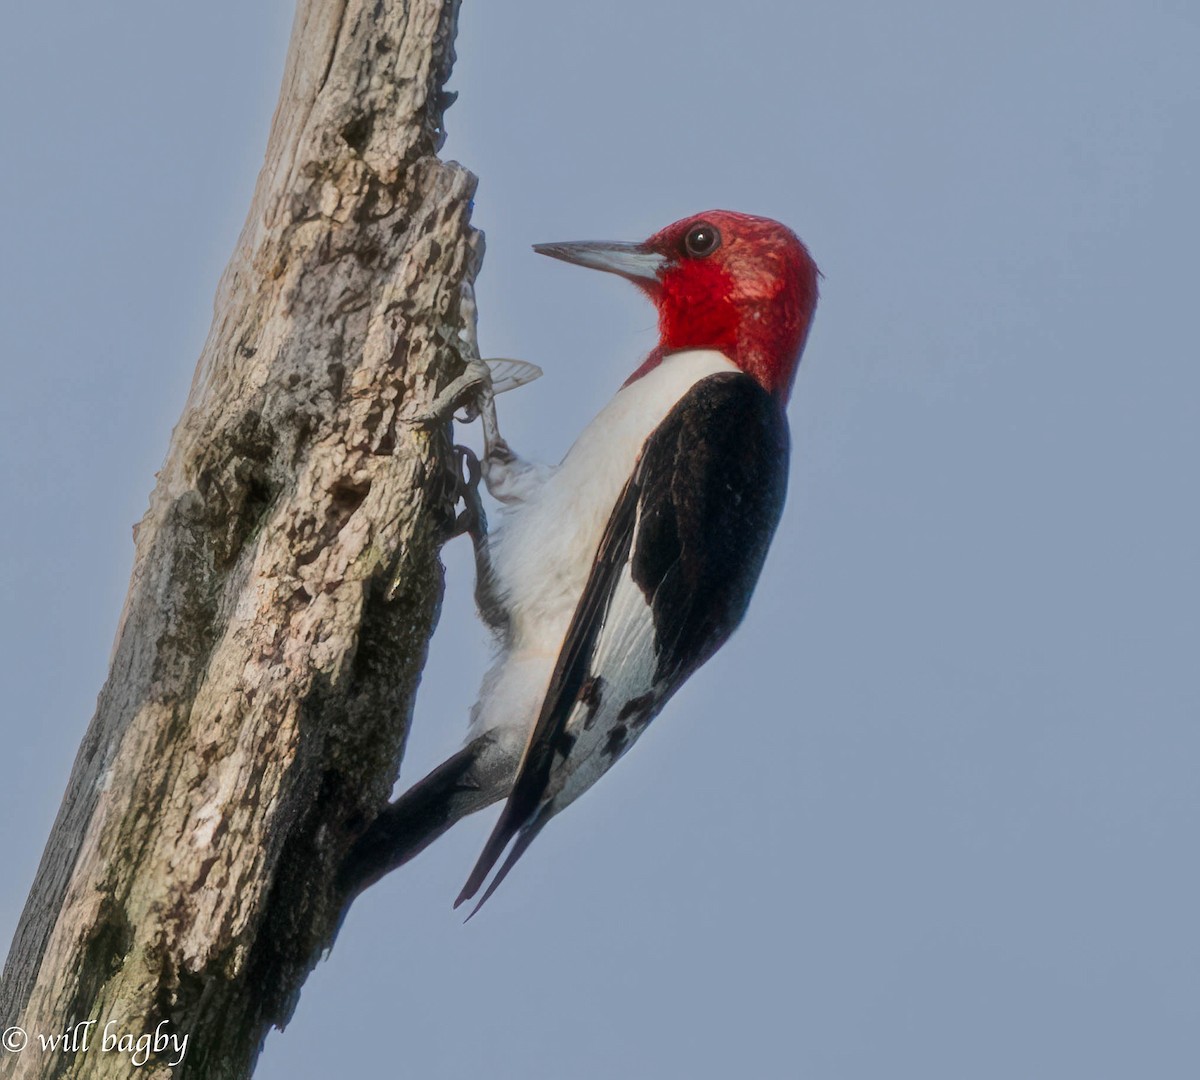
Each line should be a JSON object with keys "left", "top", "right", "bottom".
{"left": 2, "top": 2, "right": 1198, "bottom": 1077}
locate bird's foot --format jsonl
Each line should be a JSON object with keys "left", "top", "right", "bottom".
{"left": 386, "top": 444, "right": 486, "bottom": 602}
{"left": 408, "top": 357, "right": 543, "bottom": 430}
{"left": 409, "top": 357, "right": 495, "bottom": 428}
{"left": 447, "top": 443, "right": 486, "bottom": 543}
{"left": 446, "top": 444, "right": 512, "bottom": 631}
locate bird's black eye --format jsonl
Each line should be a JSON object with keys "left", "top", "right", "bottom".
{"left": 683, "top": 222, "right": 721, "bottom": 258}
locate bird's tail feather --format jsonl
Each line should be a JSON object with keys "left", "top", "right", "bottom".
{"left": 455, "top": 802, "right": 552, "bottom": 917}
{"left": 338, "top": 732, "right": 514, "bottom": 898}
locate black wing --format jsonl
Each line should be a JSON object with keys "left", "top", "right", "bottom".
{"left": 456, "top": 371, "right": 790, "bottom": 913}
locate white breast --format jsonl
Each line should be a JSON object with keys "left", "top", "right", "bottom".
{"left": 467, "top": 349, "right": 736, "bottom": 740}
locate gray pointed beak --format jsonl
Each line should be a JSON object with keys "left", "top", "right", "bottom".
{"left": 532, "top": 240, "right": 667, "bottom": 282}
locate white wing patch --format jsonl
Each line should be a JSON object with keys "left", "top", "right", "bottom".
{"left": 548, "top": 517, "right": 664, "bottom": 811}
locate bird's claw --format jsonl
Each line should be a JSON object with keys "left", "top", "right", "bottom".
{"left": 447, "top": 444, "right": 486, "bottom": 543}
{"left": 407, "top": 358, "right": 494, "bottom": 429}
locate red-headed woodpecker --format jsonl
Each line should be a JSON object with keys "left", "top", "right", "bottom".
{"left": 344, "top": 210, "right": 819, "bottom": 916}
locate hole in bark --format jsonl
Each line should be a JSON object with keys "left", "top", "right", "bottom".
{"left": 67, "top": 898, "right": 134, "bottom": 1029}
{"left": 218, "top": 469, "right": 276, "bottom": 568}
{"left": 355, "top": 239, "right": 382, "bottom": 267}
{"left": 340, "top": 114, "right": 372, "bottom": 153}
{"left": 327, "top": 362, "right": 346, "bottom": 401}
{"left": 328, "top": 478, "right": 372, "bottom": 534}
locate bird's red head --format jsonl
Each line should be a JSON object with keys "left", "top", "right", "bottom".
{"left": 534, "top": 210, "right": 819, "bottom": 400}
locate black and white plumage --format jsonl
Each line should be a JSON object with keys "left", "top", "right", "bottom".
{"left": 342, "top": 210, "right": 820, "bottom": 914}
{"left": 456, "top": 369, "right": 789, "bottom": 912}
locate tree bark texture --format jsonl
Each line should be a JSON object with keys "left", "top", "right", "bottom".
{"left": 1, "top": 2, "right": 477, "bottom": 1076}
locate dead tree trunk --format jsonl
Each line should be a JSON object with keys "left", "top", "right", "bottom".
{"left": 0, "top": 2, "right": 478, "bottom": 1077}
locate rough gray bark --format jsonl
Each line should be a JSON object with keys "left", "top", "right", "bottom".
{"left": 0, "top": 2, "right": 478, "bottom": 1077}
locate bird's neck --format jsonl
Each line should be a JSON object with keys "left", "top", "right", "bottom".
{"left": 624, "top": 319, "right": 804, "bottom": 401}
